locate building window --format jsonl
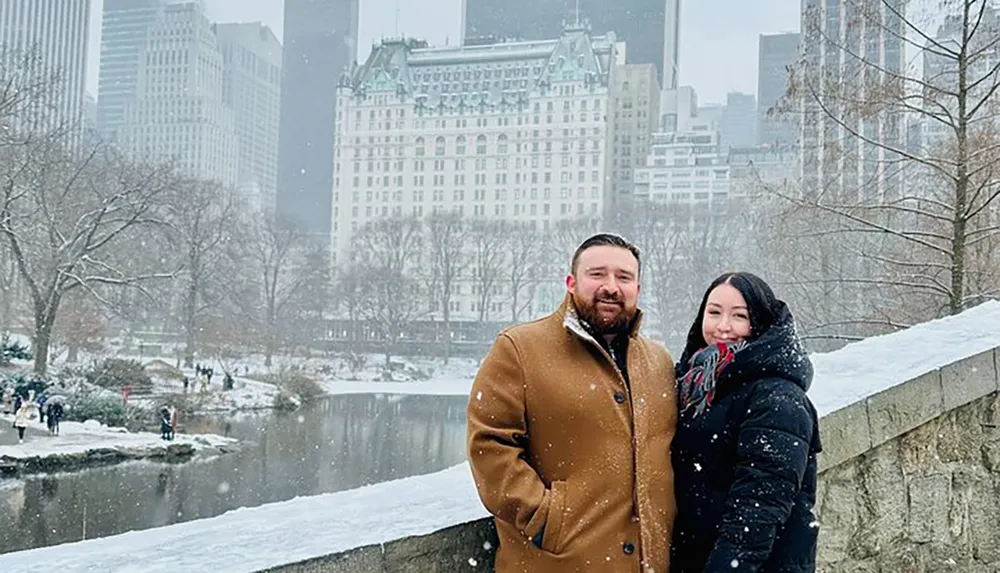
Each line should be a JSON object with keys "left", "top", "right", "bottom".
{"left": 456, "top": 135, "right": 466, "bottom": 155}
{"left": 477, "top": 135, "right": 487, "bottom": 155}
{"left": 435, "top": 136, "right": 446, "bottom": 156}
{"left": 497, "top": 134, "right": 508, "bottom": 154}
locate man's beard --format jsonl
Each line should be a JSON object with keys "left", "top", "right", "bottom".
{"left": 573, "top": 292, "right": 636, "bottom": 336}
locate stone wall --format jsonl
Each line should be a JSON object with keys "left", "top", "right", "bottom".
{"left": 261, "top": 349, "right": 1000, "bottom": 573}
{"left": 816, "top": 349, "right": 1000, "bottom": 573}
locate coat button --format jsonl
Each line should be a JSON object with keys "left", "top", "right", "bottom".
{"left": 614, "top": 391, "right": 626, "bottom": 404}
{"left": 622, "top": 541, "right": 635, "bottom": 555}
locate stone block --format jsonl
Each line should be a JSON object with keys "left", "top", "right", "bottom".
{"left": 383, "top": 519, "right": 496, "bottom": 573}
{"left": 854, "top": 441, "right": 906, "bottom": 553}
{"left": 900, "top": 419, "right": 943, "bottom": 476}
{"left": 818, "top": 402, "right": 872, "bottom": 473}
{"left": 969, "top": 476, "right": 1000, "bottom": 563}
{"left": 866, "top": 371, "right": 943, "bottom": 448}
{"left": 258, "top": 545, "right": 384, "bottom": 573}
{"left": 941, "top": 351, "right": 999, "bottom": 412}
{"left": 938, "top": 401, "right": 986, "bottom": 464}
{"left": 907, "top": 474, "right": 952, "bottom": 544}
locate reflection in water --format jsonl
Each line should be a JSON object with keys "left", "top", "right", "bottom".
{"left": 0, "top": 394, "right": 468, "bottom": 554}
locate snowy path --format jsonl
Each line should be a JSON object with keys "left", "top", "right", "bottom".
{"left": 0, "top": 463, "right": 489, "bottom": 573}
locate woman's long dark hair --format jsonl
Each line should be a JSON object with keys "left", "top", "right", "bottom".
{"left": 678, "top": 272, "right": 780, "bottom": 370}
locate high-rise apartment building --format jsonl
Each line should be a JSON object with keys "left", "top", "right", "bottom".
{"left": 757, "top": 32, "right": 800, "bottom": 147}
{"left": 609, "top": 63, "right": 660, "bottom": 211}
{"left": 922, "top": 7, "right": 1000, "bottom": 151}
{"left": 276, "top": 0, "right": 359, "bottom": 237}
{"left": 719, "top": 91, "right": 757, "bottom": 152}
{"left": 96, "top": 0, "right": 166, "bottom": 140}
{"left": 0, "top": 0, "right": 89, "bottom": 132}
{"left": 116, "top": 2, "right": 237, "bottom": 185}
{"left": 800, "top": 0, "right": 904, "bottom": 200}
{"left": 462, "top": 0, "right": 679, "bottom": 86}
{"left": 216, "top": 23, "right": 282, "bottom": 212}
{"left": 332, "top": 28, "right": 619, "bottom": 266}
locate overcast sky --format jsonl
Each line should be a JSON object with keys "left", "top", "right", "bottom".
{"left": 86, "top": 0, "right": 800, "bottom": 105}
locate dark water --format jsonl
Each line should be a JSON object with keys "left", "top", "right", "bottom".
{"left": 0, "top": 394, "right": 468, "bottom": 555}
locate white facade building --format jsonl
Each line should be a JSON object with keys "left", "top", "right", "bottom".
{"left": 633, "top": 129, "right": 731, "bottom": 205}
{"left": 0, "top": 0, "right": 89, "bottom": 132}
{"left": 331, "top": 27, "right": 620, "bottom": 265}
{"left": 216, "top": 22, "right": 282, "bottom": 212}
{"left": 117, "top": 1, "right": 238, "bottom": 185}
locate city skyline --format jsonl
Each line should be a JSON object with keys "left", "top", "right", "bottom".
{"left": 86, "top": 0, "right": 800, "bottom": 105}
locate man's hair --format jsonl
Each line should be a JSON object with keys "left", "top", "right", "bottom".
{"left": 570, "top": 233, "right": 641, "bottom": 275}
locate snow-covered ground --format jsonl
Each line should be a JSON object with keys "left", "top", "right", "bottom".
{"left": 0, "top": 463, "right": 489, "bottom": 573}
{"left": 0, "top": 416, "right": 236, "bottom": 460}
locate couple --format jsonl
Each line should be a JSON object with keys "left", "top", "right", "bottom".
{"left": 467, "top": 234, "right": 822, "bottom": 573}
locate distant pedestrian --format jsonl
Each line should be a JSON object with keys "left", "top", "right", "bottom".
{"left": 13, "top": 400, "right": 35, "bottom": 444}
{"left": 47, "top": 402, "right": 63, "bottom": 435}
{"left": 159, "top": 407, "right": 172, "bottom": 440}
{"left": 37, "top": 395, "right": 46, "bottom": 424}
{"left": 182, "top": 376, "right": 190, "bottom": 393}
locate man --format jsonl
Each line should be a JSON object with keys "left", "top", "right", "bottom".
{"left": 468, "top": 234, "right": 678, "bottom": 573}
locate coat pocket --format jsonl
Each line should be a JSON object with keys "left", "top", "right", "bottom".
{"left": 541, "top": 480, "right": 569, "bottom": 554}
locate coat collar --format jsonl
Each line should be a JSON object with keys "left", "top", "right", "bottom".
{"left": 558, "top": 293, "right": 644, "bottom": 346}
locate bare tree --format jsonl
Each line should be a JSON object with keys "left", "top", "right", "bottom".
{"left": 353, "top": 216, "right": 423, "bottom": 365}
{"left": 469, "top": 220, "right": 509, "bottom": 328}
{"left": 0, "top": 137, "right": 174, "bottom": 374}
{"left": 235, "top": 214, "right": 328, "bottom": 366}
{"left": 162, "top": 178, "right": 236, "bottom": 367}
{"left": 53, "top": 290, "right": 106, "bottom": 364}
{"left": 503, "top": 221, "right": 546, "bottom": 323}
{"left": 425, "top": 211, "right": 470, "bottom": 362}
{"left": 784, "top": 0, "right": 1000, "bottom": 326}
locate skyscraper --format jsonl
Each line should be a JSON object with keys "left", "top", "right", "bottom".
{"left": 216, "top": 22, "right": 282, "bottom": 212}
{"left": 117, "top": 2, "right": 238, "bottom": 185}
{"left": 276, "top": 0, "right": 359, "bottom": 237}
{"left": 719, "top": 91, "right": 757, "bottom": 152}
{"left": 462, "top": 0, "right": 680, "bottom": 87}
{"left": 800, "top": 0, "right": 904, "bottom": 200}
{"left": 609, "top": 63, "right": 660, "bottom": 211}
{"left": 757, "top": 32, "right": 799, "bottom": 147}
{"left": 0, "top": 0, "right": 90, "bottom": 131}
{"left": 96, "top": 0, "right": 166, "bottom": 140}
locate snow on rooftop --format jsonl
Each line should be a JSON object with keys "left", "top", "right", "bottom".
{"left": 809, "top": 300, "right": 1000, "bottom": 416}
{"left": 0, "top": 463, "right": 488, "bottom": 573}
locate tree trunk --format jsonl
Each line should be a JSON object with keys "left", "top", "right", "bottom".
{"left": 441, "top": 289, "right": 451, "bottom": 365}
{"left": 33, "top": 311, "right": 55, "bottom": 376}
{"left": 67, "top": 341, "right": 79, "bottom": 363}
{"left": 183, "top": 278, "right": 197, "bottom": 368}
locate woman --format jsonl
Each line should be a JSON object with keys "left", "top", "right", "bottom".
{"left": 671, "top": 272, "right": 822, "bottom": 573}
{"left": 13, "top": 397, "right": 35, "bottom": 444}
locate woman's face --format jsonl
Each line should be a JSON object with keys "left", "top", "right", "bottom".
{"left": 701, "top": 283, "right": 752, "bottom": 346}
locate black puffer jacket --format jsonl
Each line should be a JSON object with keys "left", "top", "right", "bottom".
{"left": 671, "top": 303, "right": 822, "bottom": 573}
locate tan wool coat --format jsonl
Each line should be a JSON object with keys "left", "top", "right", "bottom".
{"left": 467, "top": 295, "right": 678, "bottom": 573}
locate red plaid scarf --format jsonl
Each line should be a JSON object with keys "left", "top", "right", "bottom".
{"left": 678, "top": 341, "right": 747, "bottom": 417}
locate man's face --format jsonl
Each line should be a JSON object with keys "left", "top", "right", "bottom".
{"left": 566, "top": 245, "right": 641, "bottom": 336}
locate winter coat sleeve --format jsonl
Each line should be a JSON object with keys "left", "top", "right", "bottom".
{"left": 467, "top": 333, "right": 551, "bottom": 540}
{"left": 702, "top": 380, "right": 815, "bottom": 573}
